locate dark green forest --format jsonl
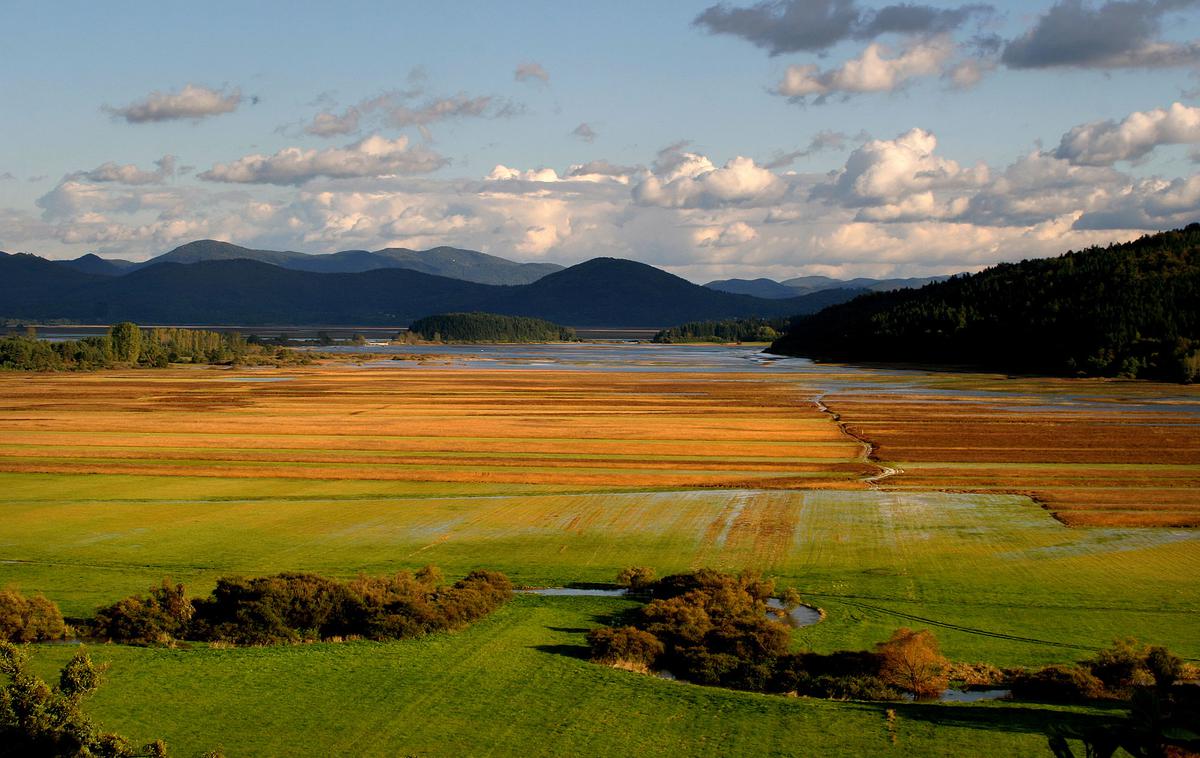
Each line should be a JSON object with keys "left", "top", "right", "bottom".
{"left": 769, "top": 225, "right": 1200, "bottom": 381}
{"left": 407, "top": 312, "right": 576, "bottom": 343}
{"left": 652, "top": 317, "right": 789, "bottom": 343}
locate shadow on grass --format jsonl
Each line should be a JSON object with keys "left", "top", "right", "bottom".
{"left": 890, "top": 701, "right": 1121, "bottom": 736}
{"left": 533, "top": 643, "right": 592, "bottom": 660}
{"left": 546, "top": 626, "right": 591, "bottom": 634}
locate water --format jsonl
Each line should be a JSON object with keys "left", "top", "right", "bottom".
{"left": 518, "top": 587, "right": 629, "bottom": 597}
{"left": 939, "top": 688, "right": 1011, "bottom": 703}
{"left": 766, "top": 598, "right": 824, "bottom": 628}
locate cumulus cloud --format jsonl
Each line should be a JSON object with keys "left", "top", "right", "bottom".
{"left": 304, "top": 107, "right": 361, "bottom": 137}
{"left": 693, "top": 0, "right": 993, "bottom": 55}
{"left": 775, "top": 36, "right": 955, "bottom": 101}
{"left": 71, "top": 155, "right": 177, "bottom": 185}
{"left": 1054, "top": 102, "right": 1200, "bottom": 166}
{"left": 633, "top": 147, "right": 785, "bottom": 208}
{"left": 817, "top": 128, "right": 988, "bottom": 218}
{"left": 572, "top": 122, "right": 597, "bottom": 142}
{"left": 104, "top": 84, "right": 242, "bottom": 123}
{"left": 1075, "top": 174, "right": 1200, "bottom": 229}
{"left": 1002, "top": 0, "right": 1200, "bottom": 70}
{"left": 514, "top": 62, "right": 550, "bottom": 83}
{"left": 694, "top": 220, "right": 759, "bottom": 247}
{"left": 198, "top": 135, "right": 447, "bottom": 185}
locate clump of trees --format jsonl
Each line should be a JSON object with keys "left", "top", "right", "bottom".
{"left": 770, "top": 224, "right": 1200, "bottom": 382}
{"left": 92, "top": 568, "right": 512, "bottom": 646}
{"left": 586, "top": 568, "right": 936, "bottom": 700}
{"left": 0, "top": 589, "right": 66, "bottom": 643}
{"left": 0, "top": 322, "right": 315, "bottom": 371}
{"left": 407, "top": 312, "right": 576, "bottom": 343}
{"left": 0, "top": 642, "right": 178, "bottom": 757}
{"left": 653, "top": 317, "right": 788, "bottom": 344}
{"left": 1012, "top": 638, "right": 1190, "bottom": 703}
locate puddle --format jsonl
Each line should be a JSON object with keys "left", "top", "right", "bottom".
{"left": 766, "top": 598, "right": 824, "bottom": 628}
{"left": 518, "top": 587, "right": 629, "bottom": 597}
{"left": 939, "top": 688, "right": 1011, "bottom": 703}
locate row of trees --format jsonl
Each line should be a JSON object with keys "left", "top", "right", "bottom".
{"left": 770, "top": 225, "right": 1200, "bottom": 381}
{"left": 0, "top": 323, "right": 314, "bottom": 371}
{"left": 91, "top": 569, "right": 513, "bottom": 646}
{"left": 406, "top": 312, "right": 576, "bottom": 343}
{"left": 652, "top": 317, "right": 788, "bottom": 344}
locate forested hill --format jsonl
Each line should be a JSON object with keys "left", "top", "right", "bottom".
{"left": 769, "top": 225, "right": 1200, "bottom": 382}
{"left": 408, "top": 313, "right": 576, "bottom": 343}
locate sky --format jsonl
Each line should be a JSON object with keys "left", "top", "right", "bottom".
{"left": 3, "top": 0, "right": 1200, "bottom": 282}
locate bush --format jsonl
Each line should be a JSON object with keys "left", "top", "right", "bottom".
{"left": 0, "top": 589, "right": 66, "bottom": 643}
{"left": 1011, "top": 664, "right": 1106, "bottom": 703}
{"left": 93, "top": 581, "right": 193, "bottom": 645}
{"left": 587, "top": 626, "right": 663, "bottom": 669}
{"left": 1087, "top": 638, "right": 1152, "bottom": 691}
{"left": 615, "top": 567, "right": 656, "bottom": 592}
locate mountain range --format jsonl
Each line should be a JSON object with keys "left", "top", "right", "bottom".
{"left": 1, "top": 245, "right": 867, "bottom": 328}
{"left": 703, "top": 274, "right": 950, "bottom": 299}
{"left": 55, "top": 240, "right": 563, "bottom": 286}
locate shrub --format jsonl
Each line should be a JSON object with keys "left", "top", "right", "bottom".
{"left": 615, "top": 567, "right": 656, "bottom": 592}
{"left": 587, "top": 626, "right": 663, "bottom": 669}
{"left": 93, "top": 581, "right": 193, "bottom": 645}
{"left": 1146, "top": 646, "right": 1184, "bottom": 690}
{"left": 1087, "top": 638, "right": 1152, "bottom": 691}
{"left": 1010, "top": 664, "right": 1106, "bottom": 703}
{"left": 0, "top": 589, "right": 66, "bottom": 643}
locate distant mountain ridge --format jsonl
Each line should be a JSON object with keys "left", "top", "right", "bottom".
{"left": 705, "top": 274, "right": 950, "bottom": 299}
{"left": 0, "top": 249, "right": 865, "bottom": 328}
{"left": 55, "top": 239, "right": 564, "bottom": 286}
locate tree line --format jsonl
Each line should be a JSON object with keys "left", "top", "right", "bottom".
{"left": 769, "top": 225, "right": 1200, "bottom": 382}
{"left": 652, "top": 317, "right": 788, "bottom": 344}
{"left": 406, "top": 312, "right": 576, "bottom": 343}
{"left": 0, "top": 322, "right": 314, "bottom": 371}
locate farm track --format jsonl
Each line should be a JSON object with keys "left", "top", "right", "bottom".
{"left": 812, "top": 393, "right": 902, "bottom": 488}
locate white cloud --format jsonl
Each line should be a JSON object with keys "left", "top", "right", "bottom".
{"left": 514, "top": 62, "right": 550, "bottom": 83}
{"left": 818, "top": 128, "right": 988, "bottom": 215}
{"left": 71, "top": 156, "right": 176, "bottom": 185}
{"left": 775, "top": 37, "right": 955, "bottom": 101}
{"left": 104, "top": 84, "right": 242, "bottom": 123}
{"left": 304, "top": 107, "right": 361, "bottom": 137}
{"left": 633, "top": 151, "right": 784, "bottom": 208}
{"left": 198, "top": 135, "right": 447, "bottom": 185}
{"left": 694, "top": 221, "right": 759, "bottom": 247}
{"left": 1055, "top": 102, "right": 1200, "bottom": 166}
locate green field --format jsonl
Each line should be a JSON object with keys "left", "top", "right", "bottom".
{"left": 2, "top": 360, "right": 1198, "bottom": 757}
{"left": 27, "top": 596, "right": 1108, "bottom": 758}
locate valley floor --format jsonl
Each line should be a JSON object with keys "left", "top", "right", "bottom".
{"left": 2, "top": 345, "right": 1198, "bottom": 756}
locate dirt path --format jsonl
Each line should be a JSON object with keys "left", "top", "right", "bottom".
{"left": 812, "top": 393, "right": 902, "bottom": 488}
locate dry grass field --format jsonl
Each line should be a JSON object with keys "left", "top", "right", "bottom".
{"left": 0, "top": 367, "right": 869, "bottom": 490}
{"left": 825, "top": 381, "right": 1200, "bottom": 527}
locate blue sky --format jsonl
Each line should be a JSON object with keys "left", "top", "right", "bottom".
{"left": 3, "top": 0, "right": 1200, "bottom": 281}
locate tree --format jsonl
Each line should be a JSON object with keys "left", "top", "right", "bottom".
{"left": 0, "top": 642, "right": 164, "bottom": 757}
{"left": 108, "top": 322, "right": 141, "bottom": 364}
{"left": 876, "top": 628, "right": 949, "bottom": 699}
{"left": 0, "top": 589, "right": 65, "bottom": 643}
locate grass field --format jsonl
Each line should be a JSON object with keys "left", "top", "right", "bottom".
{"left": 2, "top": 353, "right": 1198, "bottom": 756}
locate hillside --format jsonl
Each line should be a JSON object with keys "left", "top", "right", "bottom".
{"left": 0, "top": 254, "right": 858, "bottom": 327}
{"left": 480, "top": 258, "right": 860, "bottom": 327}
{"left": 769, "top": 225, "right": 1200, "bottom": 381}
